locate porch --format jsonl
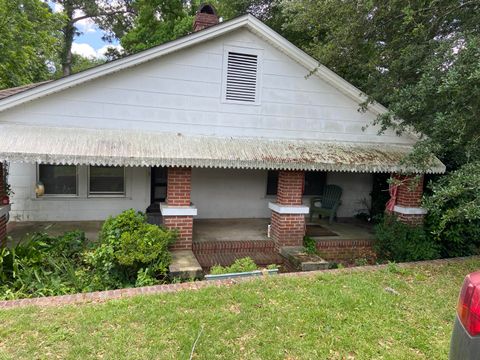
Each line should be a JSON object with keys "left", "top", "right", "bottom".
{"left": 191, "top": 217, "right": 374, "bottom": 269}
{"left": 192, "top": 217, "right": 374, "bottom": 243}
{"left": 7, "top": 220, "right": 103, "bottom": 246}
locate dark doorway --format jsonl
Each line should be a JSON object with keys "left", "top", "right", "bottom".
{"left": 147, "top": 167, "right": 167, "bottom": 213}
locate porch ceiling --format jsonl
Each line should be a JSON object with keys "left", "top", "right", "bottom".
{"left": 0, "top": 124, "right": 445, "bottom": 173}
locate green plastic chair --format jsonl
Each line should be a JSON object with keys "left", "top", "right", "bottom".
{"left": 309, "top": 185, "right": 343, "bottom": 224}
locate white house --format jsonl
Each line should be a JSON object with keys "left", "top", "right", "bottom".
{"left": 0, "top": 6, "right": 444, "bottom": 254}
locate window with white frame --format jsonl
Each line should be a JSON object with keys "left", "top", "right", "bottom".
{"left": 38, "top": 164, "right": 78, "bottom": 196}
{"left": 222, "top": 46, "right": 262, "bottom": 104}
{"left": 89, "top": 166, "right": 125, "bottom": 196}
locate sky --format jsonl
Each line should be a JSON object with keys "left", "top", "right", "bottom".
{"left": 49, "top": 1, "right": 123, "bottom": 59}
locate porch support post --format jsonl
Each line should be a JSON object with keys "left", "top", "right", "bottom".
{"left": 161, "top": 167, "right": 197, "bottom": 251}
{"left": 269, "top": 170, "right": 309, "bottom": 251}
{"left": 391, "top": 174, "right": 426, "bottom": 226}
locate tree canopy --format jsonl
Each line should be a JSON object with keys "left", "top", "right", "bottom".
{"left": 0, "top": 0, "right": 63, "bottom": 89}
{"left": 281, "top": 0, "right": 480, "bottom": 170}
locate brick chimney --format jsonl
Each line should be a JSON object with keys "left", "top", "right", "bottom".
{"left": 193, "top": 4, "right": 219, "bottom": 32}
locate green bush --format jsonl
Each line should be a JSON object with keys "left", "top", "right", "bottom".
{"left": 0, "top": 231, "right": 89, "bottom": 299}
{"left": 0, "top": 209, "right": 177, "bottom": 299}
{"left": 424, "top": 162, "right": 480, "bottom": 257}
{"left": 373, "top": 215, "right": 440, "bottom": 262}
{"left": 84, "top": 209, "right": 176, "bottom": 290}
{"left": 99, "top": 209, "right": 146, "bottom": 243}
{"left": 210, "top": 257, "right": 260, "bottom": 275}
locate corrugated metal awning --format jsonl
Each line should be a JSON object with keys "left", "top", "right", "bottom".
{"left": 0, "top": 124, "right": 445, "bottom": 173}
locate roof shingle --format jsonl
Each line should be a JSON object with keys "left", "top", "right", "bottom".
{"left": 0, "top": 81, "right": 52, "bottom": 100}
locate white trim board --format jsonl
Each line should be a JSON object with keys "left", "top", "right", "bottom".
{"left": 160, "top": 203, "right": 198, "bottom": 216}
{"left": 393, "top": 205, "right": 427, "bottom": 215}
{"left": 268, "top": 202, "right": 309, "bottom": 214}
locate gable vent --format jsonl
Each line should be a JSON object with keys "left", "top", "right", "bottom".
{"left": 224, "top": 51, "right": 259, "bottom": 103}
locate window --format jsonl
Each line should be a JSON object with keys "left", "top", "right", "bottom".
{"left": 266, "top": 171, "right": 327, "bottom": 196}
{"left": 38, "top": 164, "right": 77, "bottom": 196}
{"left": 222, "top": 47, "right": 262, "bottom": 104}
{"left": 304, "top": 171, "right": 327, "bottom": 195}
{"left": 266, "top": 170, "right": 279, "bottom": 195}
{"left": 89, "top": 166, "right": 125, "bottom": 196}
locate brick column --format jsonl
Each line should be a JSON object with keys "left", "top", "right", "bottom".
{"left": 391, "top": 174, "right": 426, "bottom": 226}
{"left": 161, "top": 167, "right": 197, "bottom": 251}
{"left": 269, "top": 171, "right": 309, "bottom": 251}
{"left": 0, "top": 163, "right": 7, "bottom": 247}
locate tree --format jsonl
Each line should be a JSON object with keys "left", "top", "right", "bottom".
{"left": 0, "top": 0, "right": 62, "bottom": 89}
{"left": 118, "top": 0, "right": 194, "bottom": 55}
{"left": 114, "top": 0, "right": 293, "bottom": 56}
{"left": 424, "top": 161, "right": 480, "bottom": 257}
{"left": 52, "top": 0, "right": 133, "bottom": 76}
{"left": 53, "top": 53, "right": 105, "bottom": 78}
{"left": 281, "top": 0, "right": 480, "bottom": 170}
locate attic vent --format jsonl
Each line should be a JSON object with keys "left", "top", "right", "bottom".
{"left": 222, "top": 47, "right": 262, "bottom": 104}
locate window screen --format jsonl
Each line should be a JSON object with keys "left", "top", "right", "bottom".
{"left": 89, "top": 166, "right": 125, "bottom": 195}
{"left": 304, "top": 171, "right": 327, "bottom": 195}
{"left": 266, "top": 171, "right": 279, "bottom": 195}
{"left": 38, "top": 164, "right": 77, "bottom": 195}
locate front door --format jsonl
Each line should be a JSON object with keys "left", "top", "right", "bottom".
{"left": 148, "top": 167, "right": 167, "bottom": 212}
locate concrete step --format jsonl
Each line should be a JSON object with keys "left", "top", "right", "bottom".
{"left": 280, "top": 246, "right": 329, "bottom": 272}
{"left": 169, "top": 250, "right": 203, "bottom": 280}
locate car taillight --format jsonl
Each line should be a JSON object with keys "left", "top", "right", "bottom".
{"left": 457, "top": 272, "right": 480, "bottom": 336}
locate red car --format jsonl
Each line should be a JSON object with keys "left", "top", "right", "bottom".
{"left": 450, "top": 271, "right": 480, "bottom": 359}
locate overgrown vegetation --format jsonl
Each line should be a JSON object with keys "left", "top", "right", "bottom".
{"left": 0, "top": 209, "right": 176, "bottom": 300}
{"left": 424, "top": 162, "right": 480, "bottom": 258}
{"left": 303, "top": 236, "right": 317, "bottom": 255}
{"left": 85, "top": 209, "right": 175, "bottom": 289}
{"left": 209, "top": 257, "right": 278, "bottom": 275}
{"left": 373, "top": 215, "right": 440, "bottom": 262}
{"left": 0, "top": 231, "right": 89, "bottom": 299}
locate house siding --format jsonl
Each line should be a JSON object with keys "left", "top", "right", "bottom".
{"left": 191, "top": 168, "right": 272, "bottom": 219}
{"left": 8, "top": 163, "right": 150, "bottom": 222}
{"left": 0, "top": 29, "right": 415, "bottom": 146}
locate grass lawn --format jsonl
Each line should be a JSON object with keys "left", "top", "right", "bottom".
{"left": 0, "top": 259, "right": 478, "bottom": 360}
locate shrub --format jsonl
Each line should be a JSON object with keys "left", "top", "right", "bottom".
{"left": 85, "top": 209, "right": 176, "bottom": 290}
{"left": 0, "top": 210, "right": 178, "bottom": 299}
{"left": 0, "top": 231, "right": 89, "bottom": 299}
{"left": 116, "top": 224, "right": 173, "bottom": 273}
{"left": 373, "top": 215, "right": 440, "bottom": 262}
{"left": 424, "top": 162, "right": 480, "bottom": 257}
{"left": 210, "top": 257, "right": 260, "bottom": 275}
{"left": 99, "top": 209, "right": 146, "bottom": 243}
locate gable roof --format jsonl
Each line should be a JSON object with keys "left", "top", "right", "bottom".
{"left": 0, "top": 14, "right": 389, "bottom": 117}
